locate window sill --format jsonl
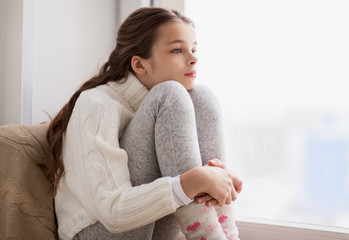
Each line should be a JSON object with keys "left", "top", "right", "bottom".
{"left": 236, "top": 217, "right": 349, "bottom": 240}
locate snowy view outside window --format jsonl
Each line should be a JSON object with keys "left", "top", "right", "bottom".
{"left": 185, "top": 0, "right": 349, "bottom": 229}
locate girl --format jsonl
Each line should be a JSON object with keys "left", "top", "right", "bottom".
{"left": 47, "top": 7, "right": 241, "bottom": 240}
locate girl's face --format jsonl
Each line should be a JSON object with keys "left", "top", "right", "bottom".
{"left": 135, "top": 20, "right": 198, "bottom": 90}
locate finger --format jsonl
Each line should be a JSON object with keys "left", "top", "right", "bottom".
{"left": 206, "top": 199, "right": 217, "bottom": 207}
{"left": 233, "top": 176, "right": 243, "bottom": 193}
{"left": 225, "top": 192, "right": 232, "bottom": 205}
{"left": 216, "top": 194, "right": 226, "bottom": 207}
{"left": 217, "top": 200, "right": 225, "bottom": 207}
{"left": 195, "top": 192, "right": 206, "bottom": 197}
{"left": 208, "top": 158, "right": 226, "bottom": 169}
{"left": 195, "top": 194, "right": 213, "bottom": 204}
{"left": 231, "top": 188, "right": 238, "bottom": 201}
{"left": 220, "top": 198, "right": 226, "bottom": 207}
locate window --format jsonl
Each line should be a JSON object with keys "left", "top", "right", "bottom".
{"left": 183, "top": 0, "right": 349, "bottom": 233}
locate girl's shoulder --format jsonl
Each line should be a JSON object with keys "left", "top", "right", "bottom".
{"left": 76, "top": 84, "right": 127, "bottom": 114}
{"left": 79, "top": 83, "right": 117, "bottom": 101}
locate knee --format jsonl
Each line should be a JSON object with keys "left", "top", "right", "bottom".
{"left": 149, "top": 81, "right": 195, "bottom": 113}
{"left": 190, "top": 84, "right": 216, "bottom": 100}
{"left": 189, "top": 85, "right": 221, "bottom": 112}
{"left": 151, "top": 80, "right": 187, "bottom": 94}
{"left": 150, "top": 81, "right": 191, "bottom": 102}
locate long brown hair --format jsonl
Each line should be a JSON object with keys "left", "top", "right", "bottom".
{"left": 46, "top": 7, "right": 193, "bottom": 195}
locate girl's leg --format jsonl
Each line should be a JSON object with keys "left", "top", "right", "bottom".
{"left": 152, "top": 85, "right": 228, "bottom": 240}
{"left": 121, "top": 81, "right": 227, "bottom": 240}
{"left": 188, "top": 85, "right": 239, "bottom": 240}
{"left": 138, "top": 83, "right": 228, "bottom": 240}
{"left": 73, "top": 221, "right": 155, "bottom": 240}
{"left": 188, "top": 85, "right": 225, "bottom": 164}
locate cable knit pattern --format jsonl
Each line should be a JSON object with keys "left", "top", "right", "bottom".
{"left": 0, "top": 123, "right": 57, "bottom": 239}
{"left": 55, "top": 73, "right": 177, "bottom": 240}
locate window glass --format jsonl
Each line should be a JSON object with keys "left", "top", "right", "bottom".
{"left": 184, "top": 0, "right": 349, "bottom": 228}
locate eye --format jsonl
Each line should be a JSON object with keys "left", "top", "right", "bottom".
{"left": 192, "top": 49, "right": 197, "bottom": 55}
{"left": 171, "top": 48, "right": 182, "bottom": 53}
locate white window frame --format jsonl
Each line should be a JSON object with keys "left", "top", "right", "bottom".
{"left": 237, "top": 217, "right": 349, "bottom": 240}
{"left": 120, "top": 1, "right": 349, "bottom": 239}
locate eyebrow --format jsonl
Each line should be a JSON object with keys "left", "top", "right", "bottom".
{"left": 167, "top": 39, "right": 197, "bottom": 45}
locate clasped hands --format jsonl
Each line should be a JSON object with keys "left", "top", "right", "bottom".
{"left": 195, "top": 159, "right": 243, "bottom": 207}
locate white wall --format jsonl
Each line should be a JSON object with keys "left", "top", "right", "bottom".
{"left": 0, "top": 0, "right": 23, "bottom": 125}
{"left": 118, "top": 0, "right": 149, "bottom": 23}
{"left": 1, "top": 0, "right": 137, "bottom": 125}
{"left": 153, "top": 0, "right": 184, "bottom": 11}
{"left": 31, "top": 0, "right": 120, "bottom": 124}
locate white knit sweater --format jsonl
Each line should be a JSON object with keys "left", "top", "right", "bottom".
{"left": 55, "top": 73, "right": 177, "bottom": 240}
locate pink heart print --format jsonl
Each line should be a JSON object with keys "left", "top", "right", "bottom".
{"left": 186, "top": 221, "right": 201, "bottom": 232}
{"left": 218, "top": 215, "right": 228, "bottom": 223}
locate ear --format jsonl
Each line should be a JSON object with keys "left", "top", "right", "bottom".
{"left": 131, "top": 56, "right": 147, "bottom": 75}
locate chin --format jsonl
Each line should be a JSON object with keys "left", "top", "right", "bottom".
{"left": 180, "top": 79, "right": 195, "bottom": 91}
{"left": 175, "top": 79, "right": 195, "bottom": 91}
{"left": 185, "top": 84, "right": 195, "bottom": 91}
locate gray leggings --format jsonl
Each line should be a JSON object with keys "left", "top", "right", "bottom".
{"left": 74, "top": 81, "right": 225, "bottom": 240}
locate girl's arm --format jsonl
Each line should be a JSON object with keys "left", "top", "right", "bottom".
{"left": 192, "top": 159, "right": 243, "bottom": 206}
{"left": 60, "top": 94, "right": 178, "bottom": 234}
{"left": 180, "top": 160, "right": 243, "bottom": 207}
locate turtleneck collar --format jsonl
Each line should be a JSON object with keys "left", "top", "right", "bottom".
{"left": 108, "top": 72, "right": 149, "bottom": 112}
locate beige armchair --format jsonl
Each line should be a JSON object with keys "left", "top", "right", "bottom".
{"left": 0, "top": 123, "right": 57, "bottom": 239}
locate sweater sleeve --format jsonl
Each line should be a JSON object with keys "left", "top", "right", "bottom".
{"left": 68, "top": 92, "right": 176, "bottom": 233}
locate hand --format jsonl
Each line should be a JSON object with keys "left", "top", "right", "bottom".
{"left": 202, "top": 165, "right": 234, "bottom": 206}
{"left": 180, "top": 159, "right": 243, "bottom": 207}
{"left": 208, "top": 159, "right": 243, "bottom": 194}
{"left": 207, "top": 158, "right": 227, "bottom": 169}
{"left": 194, "top": 159, "right": 243, "bottom": 206}
{"left": 195, "top": 193, "right": 217, "bottom": 207}
{"left": 195, "top": 159, "right": 227, "bottom": 206}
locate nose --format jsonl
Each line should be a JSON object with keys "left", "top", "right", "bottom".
{"left": 187, "top": 53, "right": 198, "bottom": 66}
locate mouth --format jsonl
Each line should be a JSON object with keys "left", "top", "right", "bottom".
{"left": 185, "top": 70, "right": 197, "bottom": 78}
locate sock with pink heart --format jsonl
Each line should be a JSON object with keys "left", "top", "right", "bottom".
{"left": 174, "top": 202, "right": 227, "bottom": 240}
{"left": 215, "top": 203, "right": 240, "bottom": 240}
